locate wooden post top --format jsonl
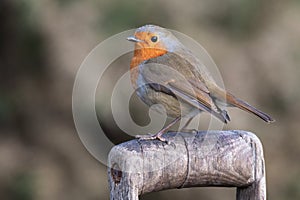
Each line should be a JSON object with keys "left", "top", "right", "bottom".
{"left": 108, "top": 130, "right": 266, "bottom": 200}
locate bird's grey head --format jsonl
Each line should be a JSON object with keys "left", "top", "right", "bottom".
{"left": 127, "top": 24, "right": 183, "bottom": 52}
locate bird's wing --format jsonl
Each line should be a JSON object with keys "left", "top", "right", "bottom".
{"left": 140, "top": 52, "right": 230, "bottom": 123}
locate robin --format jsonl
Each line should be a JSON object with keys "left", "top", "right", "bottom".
{"left": 127, "top": 24, "right": 274, "bottom": 142}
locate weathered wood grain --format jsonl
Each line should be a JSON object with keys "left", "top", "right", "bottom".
{"left": 108, "top": 130, "right": 266, "bottom": 200}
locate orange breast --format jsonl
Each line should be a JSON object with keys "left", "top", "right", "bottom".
{"left": 130, "top": 48, "right": 167, "bottom": 89}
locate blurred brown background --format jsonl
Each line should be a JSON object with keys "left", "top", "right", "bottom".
{"left": 1, "top": 0, "right": 300, "bottom": 199}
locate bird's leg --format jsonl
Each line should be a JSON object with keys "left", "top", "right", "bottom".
{"left": 180, "top": 117, "right": 194, "bottom": 130}
{"left": 180, "top": 117, "right": 198, "bottom": 134}
{"left": 136, "top": 117, "right": 181, "bottom": 143}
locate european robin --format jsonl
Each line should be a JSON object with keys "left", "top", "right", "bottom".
{"left": 127, "top": 24, "right": 274, "bottom": 142}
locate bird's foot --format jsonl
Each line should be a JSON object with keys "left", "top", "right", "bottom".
{"left": 180, "top": 128, "right": 198, "bottom": 134}
{"left": 135, "top": 133, "right": 168, "bottom": 144}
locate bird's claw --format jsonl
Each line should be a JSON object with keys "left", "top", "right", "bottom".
{"left": 135, "top": 133, "right": 169, "bottom": 144}
{"left": 180, "top": 128, "right": 198, "bottom": 134}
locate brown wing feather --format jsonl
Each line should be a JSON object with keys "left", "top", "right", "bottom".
{"left": 141, "top": 52, "right": 229, "bottom": 123}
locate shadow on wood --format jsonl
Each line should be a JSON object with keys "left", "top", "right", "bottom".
{"left": 108, "top": 130, "right": 266, "bottom": 200}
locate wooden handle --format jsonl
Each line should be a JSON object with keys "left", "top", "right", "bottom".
{"left": 108, "top": 130, "right": 266, "bottom": 200}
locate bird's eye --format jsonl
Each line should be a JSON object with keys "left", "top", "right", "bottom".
{"left": 151, "top": 36, "right": 158, "bottom": 43}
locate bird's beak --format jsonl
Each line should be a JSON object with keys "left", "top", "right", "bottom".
{"left": 127, "top": 36, "right": 143, "bottom": 43}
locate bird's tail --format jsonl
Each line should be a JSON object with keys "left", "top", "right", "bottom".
{"left": 225, "top": 92, "right": 275, "bottom": 123}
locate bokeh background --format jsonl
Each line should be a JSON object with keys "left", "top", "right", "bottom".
{"left": 1, "top": 0, "right": 300, "bottom": 199}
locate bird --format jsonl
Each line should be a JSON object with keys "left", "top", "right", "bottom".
{"left": 127, "top": 24, "right": 274, "bottom": 142}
